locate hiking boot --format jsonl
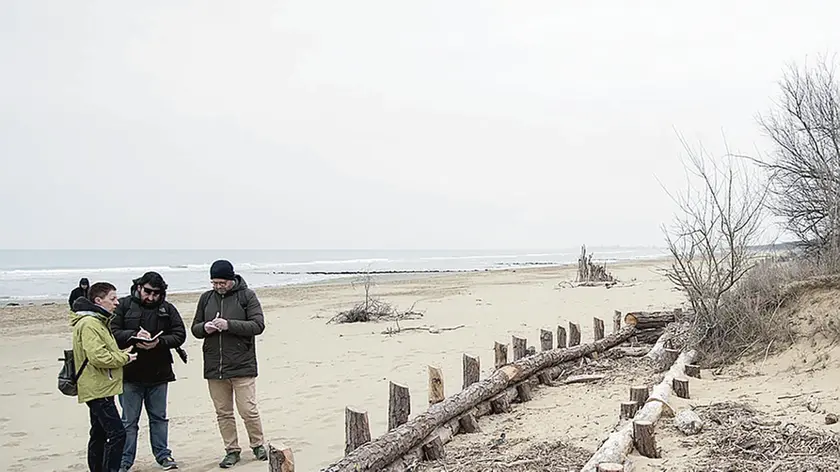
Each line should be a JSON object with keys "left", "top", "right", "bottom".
{"left": 253, "top": 445, "right": 268, "bottom": 461}
{"left": 219, "top": 451, "right": 240, "bottom": 468}
{"left": 159, "top": 456, "right": 179, "bottom": 470}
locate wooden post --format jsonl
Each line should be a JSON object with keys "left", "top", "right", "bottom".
{"left": 685, "top": 364, "right": 701, "bottom": 378}
{"left": 428, "top": 366, "right": 445, "bottom": 405}
{"left": 388, "top": 382, "right": 410, "bottom": 431}
{"left": 613, "top": 310, "right": 622, "bottom": 333}
{"left": 569, "top": 322, "right": 581, "bottom": 346}
{"left": 620, "top": 401, "right": 639, "bottom": 419}
{"left": 597, "top": 463, "right": 624, "bottom": 472}
{"left": 462, "top": 354, "right": 480, "bottom": 389}
{"left": 494, "top": 342, "right": 508, "bottom": 368}
{"left": 540, "top": 329, "right": 553, "bottom": 351}
{"left": 633, "top": 420, "right": 659, "bottom": 458}
{"left": 459, "top": 413, "right": 480, "bottom": 433}
{"left": 593, "top": 317, "right": 605, "bottom": 341}
{"left": 512, "top": 336, "right": 527, "bottom": 360}
{"left": 516, "top": 382, "right": 533, "bottom": 402}
{"left": 630, "top": 385, "right": 649, "bottom": 405}
{"left": 268, "top": 442, "right": 295, "bottom": 472}
{"left": 557, "top": 325, "right": 567, "bottom": 348}
{"left": 490, "top": 394, "right": 511, "bottom": 414}
{"left": 673, "top": 377, "right": 690, "bottom": 399}
{"left": 422, "top": 436, "right": 445, "bottom": 460}
{"left": 525, "top": 346, "right": 536, "bottom": 357}
{"left": 662, "top": 348, "right": 680, "bottom": 370}
{"left": 344, "top": 407, "right": 371, "bottom": 455}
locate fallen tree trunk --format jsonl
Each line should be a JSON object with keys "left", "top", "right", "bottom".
{"left": 623, "top": 311, "right": 675, "bottom": 330}
{"left": 579, "top": 349, "right": 696, "bottom": 472}
{"left": 323, "top": 326, "right": 637, "bottom": 472}
{"left": 634, "top": 328, "right": 665, "bottom": 345}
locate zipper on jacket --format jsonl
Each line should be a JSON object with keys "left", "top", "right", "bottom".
{"left": 218, "top": 296, "right": 224, "bottom": 379}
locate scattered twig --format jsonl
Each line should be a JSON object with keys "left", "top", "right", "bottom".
{"left": 778, "top": 390, "right": 822, "bottom": 400}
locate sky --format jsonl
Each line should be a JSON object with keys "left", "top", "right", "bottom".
{"left": 1, "top": 0, "right": 838, "bottom": 250}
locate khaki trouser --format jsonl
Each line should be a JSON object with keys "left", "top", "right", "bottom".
{"left": 207, "top": 377, "right": 265, "bottom": 452}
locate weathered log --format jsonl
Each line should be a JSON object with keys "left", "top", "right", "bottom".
{"left": 537, "top": 371, "right": 554, "bottom": 386}
{"left": 634, "top": 328, "right": 665, "bottom": 345}
{"left": 632, "top": 420, "right": 658, "bottom": 458}
{"left": 268, "top": 442, "right": 295, "bottom": 472}
{"left": 345, "top": 408, "right": 371, "bottom": 455}
{"left": 490, "top": 393, "right": 511, "bottom": 413}
{"left": 685, "top": 364, "right": 700, "bottom": 378}
{"left": 569, "top": 322, "right": 581, "bottom": 346}
{"left": 643, "top": 329, "right": 672, "bottom": 369}
{"left": 629, "top": 386, "right": 649, "bottom": 406}
{"left": 422, "top": 436, "right": 445, "bottom": 460}
{"left": 516, "top": 382, "right": 533, "bottom": 402}
{"left": 579, "top": 350, "right": 696, "bottom": 472}
{"left": 593, "top": 317, "right": 605, "bottom": 341}
{"left": 557, "top": 326, "right": 567, "bottom": 348}
{"left": 540, "top": 329, "right": 553, "bottom": 351}
{"left": 673, "top": 378, "right": 689, "bottom": 399}
{"left": 388, "top": 382, "right": 411, "bottom": 431}
{"left": 613, "top": 310, "right": 622, "bottom": 333}
{"left": 512, "top": 336, "right": 527, "bottom": 360}
{"left": 429, "top": 366, "right": 444, "bottom": 405}
{"left": 325, "top": 326, "right": 637, "bottom": 472}
{"left": 597, "top": 463, "right": 624, "bottom": 472}
{"left": 620, "top": 401, "right": 639, "bottom": 419}
{"left": 494, "top": 342, "right": 508, "bottom": 368}
{"left": 458, "top": 413, "right": 480, "bottom": 433}
{"left": 624, "top": 311, "right": 675, "bottom": 330}
{"left": 462, "top": 354, "right": 480, "bottom": 389}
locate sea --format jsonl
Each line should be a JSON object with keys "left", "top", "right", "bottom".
{"left": 0, "top": 248, "right": 668, "bottom": 303}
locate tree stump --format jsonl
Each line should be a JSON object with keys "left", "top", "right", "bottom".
{"left": 512, "top": 336, "right": 527, "bottom": 360}
{"left": 494, "top": 342, "right": 508, "bottom": 368}
{"left": 557, "top": 325, "right": 567, "bottom": 348}
{"left": 268, "top": 442, "right": 295, "bottom": 472}
{"left": 422, "top": 436, "right": 445, "bottom": 460}
{"left": 661, "top": 348, "right": 680, "bottom": 371}
{"left": 344, "top": 407, "right": 371, "bottom": 455}
{"left": 428, "top": 366, "right": 444, "bottom": 405}
{"left": 516, "top": 382, "right": 533, "bottom": 402}
{"left": 459, "top": 412, "right": 480, "bottom": 433}
{"left": 388, "top": 382, "right": 410, "bottom": 431}
{"left": 540, "top": 329, "right": 553, "bottom": 351}
{"left": 630, "top": 385, "right": 649, "bottom": 405}
{"left": 569, "top": 322, "right": 581, "bottom": 346}
{"left": 673, "top": 377, "right": 689, "bottom": 399}
{"left": 593, "top": 317, "right": 605, "bottom": 341}
{"left": 597, "top": 463, "right": 624, "bottom": 472}
{"left": 462, "top": 354, "right": 480, "bottom": 389}
{"left": 620, "top": 401, "right": 640, "bottom": 419}
{"left": 613, "top": 310, "right": 622, "bottom": 333}
{"left": 633, "top": 420, "right": 659, "bottom": 458}
{"left": 490, "top": 394, "right": 511, "bottom": 414}
{"left": 685, "top": 364, "right": 701, "bottom": 378}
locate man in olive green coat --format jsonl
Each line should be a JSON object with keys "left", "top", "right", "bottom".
{"left": 70, "top": 282, "right": 137, "bottom": 472}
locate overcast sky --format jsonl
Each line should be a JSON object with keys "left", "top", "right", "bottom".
{"left": 1, "top": 1, "right": 838, "bottom": 250}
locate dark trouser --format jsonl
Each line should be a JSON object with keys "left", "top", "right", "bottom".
{"left": 87, "top": 396, "right": 126, "bottom": 472}
{"left": 119, "top": 382, "right": 172, "bottom": 468}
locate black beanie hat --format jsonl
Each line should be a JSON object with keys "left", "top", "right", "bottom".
{"left": 210, "top": 260, "right": 235, "bottom": 280}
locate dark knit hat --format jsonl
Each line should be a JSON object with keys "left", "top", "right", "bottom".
{"left": 210, "top": 260, "right": 236, "bottom": 280}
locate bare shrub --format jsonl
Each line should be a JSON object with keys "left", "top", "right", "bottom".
{"left": 327, "top": 273, "right": 423, "bottom": 324}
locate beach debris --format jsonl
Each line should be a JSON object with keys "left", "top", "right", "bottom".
{"left": 826, "top": 413, "right": 838, "bottom": 425}
{"left": 576, "top": 245, "right": 617, "bottom": 284}
{"left": 327, "top": 273, "right": 423, "bottom": 324}
{"left": 674, "top": 409, "right": 704, "bottom": 435}
{"left": 562, "top": 374, "right": 606, "bottom": 385}
{"left": 380, "top": 324, "right": 465, "bottom": 336}
{"left": 807, "top": 396, "right": 822, "bottom": 413}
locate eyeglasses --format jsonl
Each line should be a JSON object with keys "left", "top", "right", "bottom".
{"left": 210, "top": 281, "right": 229, "bottom": 287}
{"left": 141, "top": 286, "right": 162, "bottom": 296}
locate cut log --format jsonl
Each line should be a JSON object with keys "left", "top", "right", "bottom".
{"left": 268, "top": 442, "right": 295, "bottom": 472}
{"left": 388, "top": 382, "right": 411, "bottom": 431}
{"left": 458, "top": 412, "right": 480, "bottom": 433}
{"left": 422, "top": 436, "right": 445, "bottom": 460}
{"left": 557, "top": 326, "right": 567, "bottom": 348}
{"left": 494, "top": 342, "right": 508, "bottom": 368}
{"left": 593, "top": 317, "right": 605, "bottom": 341}
{"left": 643, "top": 329, "right": 672, "bottom": 370}
{"left": 632, "top": 420, "right": 658, "bottom": 458}
{"left": 620, "top": 401, "right": 639, "bottom": 419}
{"left": 579, "top": 350, "right": 696, "bottom": 472}
{"left": 429, "top": 366, "right": 444, "bottom": 405}
{"left": 634, "top": 328, "right": 665, "bottom": 345}
{"left": 516, "top": 382, "right": 533, "bottom": 402}
{"left": 462, "top": 354, "right": 480, "bottom": 389}
{"left": 569, "top": 322, "right": 581, "bottom": 346}
{"left": 662, "top": 349, "right": 680, "bottom": 371}
{"left": 512, "top": 336, "right": 527, "bottom": 360}
{"left": 685, "top": 364, "right": 700, "bottom": 378}
{"left": 345, "top": 408, "right": 371, "bottom": 455}
{"left": 673, "top": 378, "right": 689, "bottom": 399}
{"left": 613, "top": 310, "right": 622, "bottom": 333}
{"left": 540, "top": 329, "right": 553, "bottom": 351}
{"left": 597, "top": 463, "right": 624, "bottom": 472}
{"left": 629, "top": 386, "right": 649, "bottom": 405}
{"left": 624, "top": 311, "right": 675, "bottom": 330}
{"left": 490, "top": 393, "right": 511, "bottom": 413}
{"left": 324, "top": 326, "right": 638, "bottom": 472}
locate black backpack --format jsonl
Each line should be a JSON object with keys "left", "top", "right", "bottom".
{"left": 58, "top": 349, "right": 88, "bottom": 396}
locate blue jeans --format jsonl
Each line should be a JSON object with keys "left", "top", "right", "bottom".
{"left": 87, "top": 396, "right": 126, "bottom": 472}
{"left": 118, "top": 383, "right": 172, "bottom": 468}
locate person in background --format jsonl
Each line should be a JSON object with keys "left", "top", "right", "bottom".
{"left": 69, "top": 277, "right": 90, "bottom": 308}
{"left": 111, "top": 272, "right": 185, "bottom": 471}
{"left": 70, "top": 281, "right": 137, "bottom": 472}
{"left": 191, "top": 260, "right": 268, "bottom": 468}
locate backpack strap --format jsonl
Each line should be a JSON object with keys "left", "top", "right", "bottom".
{"left": 197, "top": 290, "right": 213, "bottom": 318}
{"left": 75, "top": 358, "right": 89, "bottom": 381}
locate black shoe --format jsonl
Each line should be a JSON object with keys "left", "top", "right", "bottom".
{"left": 160, "top": 456, "right": 179, "bottom": 470}
{"left": 253, "top": 445, "right": 268, "bottom": 461}
{"left": 219, "top": 451, "right": 240, "bottom": 468}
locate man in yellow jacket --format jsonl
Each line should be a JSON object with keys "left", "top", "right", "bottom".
{"left": 70, "top": 282, "right": 137, "bottom": 472}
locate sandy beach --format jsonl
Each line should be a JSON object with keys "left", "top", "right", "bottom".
{"left": 0, "top": 259, "right": 684, "bottom": 471}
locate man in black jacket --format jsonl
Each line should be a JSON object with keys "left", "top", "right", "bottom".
{"left": 191, "top": 260, "right": 267, "bottom": 468}
{"left": 68, "top": 277, "right": 89, "bottom": 308}
{"left": 111, "top": 272, "right": 186, "bottom": 471}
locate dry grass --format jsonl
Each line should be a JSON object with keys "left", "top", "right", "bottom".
{"left": 415, "top": 437, "right": 593, "bottom": 472}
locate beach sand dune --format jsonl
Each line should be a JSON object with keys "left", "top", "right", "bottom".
{"left": 0, "top": 260, "right": 684, "bottom": 471}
